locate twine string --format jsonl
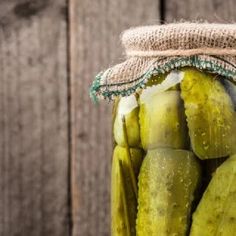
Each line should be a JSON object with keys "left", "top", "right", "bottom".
{"left": 126, "top": 48, "right": 236, "bottom": 57}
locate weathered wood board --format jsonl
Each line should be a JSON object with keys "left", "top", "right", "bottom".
{"left": 0, "top": 1, "right": 69, "bottom": 235}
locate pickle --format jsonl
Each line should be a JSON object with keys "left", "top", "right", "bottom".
{"left": 144, "top": 70, "right": 182, "bottom": 91}
{"left": 190, "top": 154, "right": 236, "bottom": 236}
{"left": 111, "top": 145, "right": 143, "bottom": 236}
{"left": 139, "top": 90, "right": 188, "bottom": 150}
{"left": 136, "top": 148, "right": 201, "bottom": 236}
{"left": 113, "top": 95, "right": 140, "bottom": 147}
{"left": 180, "top": 68, "right": 235, "bottom": 159}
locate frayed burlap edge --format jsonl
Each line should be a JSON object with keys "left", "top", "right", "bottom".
{"left": 90, "top": 55, "right": 236, "bottom": 102}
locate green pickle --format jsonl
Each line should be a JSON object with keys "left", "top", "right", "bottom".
{"left": 139, "top": 72, "right": 189, "bottom": 150}
{"left": 113, "top": 95, "right": 140, "bottom": 147}
{"left": 180, "top": 68, "right": 235, "bottom": 159}
{"left": 111, "top": 146, "right": 143, "bottom": 236}
{"left": 136, "top": 148, "right": 201, "bottom": 236}
{"left": 110, "top": 68, "right": 236, "bottom": 236}
{"left": 190, "top": 154, "right": 236, "bottom": 236}
{"left": 140, "top": 90, "right": 188, "bottom": 150}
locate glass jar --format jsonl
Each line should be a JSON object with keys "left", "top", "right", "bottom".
{"left": 90, "top": 23, "right": 236, "bottom": 236}
{"left": 111, "top": 68, "right": 236, "bottom": 236}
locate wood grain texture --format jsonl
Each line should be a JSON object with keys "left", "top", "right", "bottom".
{"left": 165, "top": 0, "right": 236, "bottom": 22}
{"left": 0, "top": 0, "right": 234, "bottom": 235}
{"left": 69, "top": 0, "right": 159, "bottom": 235}
{"left": 0, "top": 1, "right": 69, "bottom": 235}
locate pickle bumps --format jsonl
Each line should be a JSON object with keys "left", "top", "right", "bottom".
{"left": 136, "top": 148, "right": 201, "bottom": 236}
{"left": 180, "top": 68, "right": 235, "bottom": 159}
{"left": 111, "top": 68, "right": 236, "bottom": 236}
{"left": 139, "top": 90, "right": 188, "bottom": 150}
{"left": 190, "top": 154, "right": 236, "bottom": 236}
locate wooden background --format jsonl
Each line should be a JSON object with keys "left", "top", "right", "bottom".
{"left": 0, "top": 0, "right": 235, "bottom": 235}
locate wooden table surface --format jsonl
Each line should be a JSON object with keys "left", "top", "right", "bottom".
{"left": 0, "top": 0, "right": 235, "bottom": 235}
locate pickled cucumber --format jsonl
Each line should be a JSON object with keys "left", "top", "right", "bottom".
{"left": 190, "top": 154, "right": 236, "bottom": 236}
{"left": 113, "top": 95, "right": 140, "bottom": 147}
{"left": 180, "top": 68, "right": 235, "bottom": 159}
{"left": 139, "top": 90, "right": 188, "bottom": 150}
{"left": 111, "top": 146, "right": 143, "bottom": 236}
{"left": 136, "top": 148, "right": 201, "bottom": 236}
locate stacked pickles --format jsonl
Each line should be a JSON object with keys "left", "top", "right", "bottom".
{"left": 111, "top": 68, "right": 236, "bottom": 236}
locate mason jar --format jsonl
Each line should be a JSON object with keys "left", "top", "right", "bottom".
{"left": 90, "top": 23, "right": 236, "bottom": 236}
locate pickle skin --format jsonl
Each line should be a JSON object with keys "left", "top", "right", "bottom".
{"left": 136, "top": 148, "right": 201, "bottom": 236}
{"left": 180, "top": 68, "right": 235, "bottom": 159}
{"left": 113, "top": 95, "right": 140, "bottom": 147}
{"left": 139, "top": 90, "right": 189, "bottom": 150}
{"left": 111, "top": 145, "right": 143, "bottom": 236}
{"left": 190, "top": 154, "right": 236, "bottom": 236}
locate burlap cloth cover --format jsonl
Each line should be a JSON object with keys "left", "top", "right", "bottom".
{"left": 90, "top": 23, "right": 236, "bottom": 101}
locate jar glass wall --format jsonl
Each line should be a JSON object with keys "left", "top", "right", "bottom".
{"left": 111, "top": 67, "right": 236, "bottom": 236}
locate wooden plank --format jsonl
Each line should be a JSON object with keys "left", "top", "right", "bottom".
{"left": 0, "top": 1, "right": 69, "bottom": 235}
{"left": 69, "top": 0, "right": 159, "bottom": 235}
{"left": 165, "top": 0, "right": 236, "bottom": 22}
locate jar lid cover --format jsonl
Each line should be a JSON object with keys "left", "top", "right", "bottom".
{"left": 90, "top": 23, "right": 236, "bottom": 101}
